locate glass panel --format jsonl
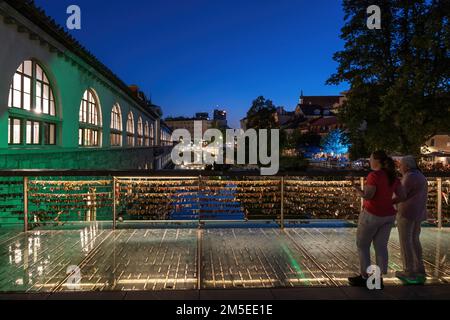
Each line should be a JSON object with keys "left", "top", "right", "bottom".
{"left": 36, "top": 81, "right": 42, "bottom": 98}
{"left": 85, "top": 129, "right": 91, "bottom": 146}
{"left": 43, "top": 84, "right": 49, "bottom": 100}
{"left": 93, "top": 105, "right": 98, "bottom": 125}
{"left": 79, "top": 104, "right": 83, "bottom": 122}
{"left": 23, "top": 77, "right": 31, "bottom": 94}
{"left": 26, "top": 121, "right": 32, "bottom": 144}
{"left": 43, "top": 98, "right": 49, "bottom": 115}
{"left": 13, "top": 90, "right": 21, "bottom": 109}
{"left": 79, "top": 129, "right": 83, "bottom": 146}
{"left": 33, "top": 122, "right": 40, "bottom": 144}
{"left": 35, "top": 64, "right": 43, "bottom": 81}
{"left": 50, "top": 99, "right": 55, "bottom": 116}
{"left": 13, "top": 119, "right": 21, "bottom": 144}
{"left": 23, "top": 93, "right": 31, "bottom": 111}
{"left": 49, "top": 124, "right": 55, "bottom": 145}
{"left": 8, "top": 87, "right": 12, "bottom": 108}
{"left": 7, "top": 118, "right": 11, "bottom": 144}
{"left": 23, "top": 61, "right": 32, "bottom": 76}
{"left": 13, "top": 73, "right": 21, "bottom": 91}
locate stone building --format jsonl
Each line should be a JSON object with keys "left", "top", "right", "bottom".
{"left": 0, "top": 0, "right": 173, "bottom": 170}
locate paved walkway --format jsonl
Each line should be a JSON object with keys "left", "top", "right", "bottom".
{"left": 0, "top": 227, "right": 448, "bottom": 297}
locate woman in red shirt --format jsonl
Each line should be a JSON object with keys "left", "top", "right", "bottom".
{"left": 348, "top": 150, "right": 405, "bottom": 288}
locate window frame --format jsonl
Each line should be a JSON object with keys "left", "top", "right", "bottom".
{"left": 137, "top": 117, "right": 144, "bottom": 147}
{"left": 7, "top": 60, "right": 58, "bottom": 147}
{"left": 79, "top": 89, "right": 102, "bottom": 147}
{"left": 126, "top": 112, "right": 135, "bottom": 147}
{"left": 110, "top": 104, "right": 123, "bottom": 147}
{"left": 8, "top": 60, "right": 56, "bottom": 116}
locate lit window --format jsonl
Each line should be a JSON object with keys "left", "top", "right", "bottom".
{"left": 8, "top": 118, "right": 22, "bottom": 145}
{"left": 137, "top": 117, "right": 144, "bottom": 147}
{"left": 79, "top": 89, "right": 102, "bottom": 147}
{"left": 110, "top": 104, "right": 122, "bottom": 147}
{"left": 26, "top": 120, "right": 40, "bottom": 145}
{"left": 44, "top": 123, "right": 56, "bottom": 145}
{"left": 7, "top": 60, "right": 58, "bottom": 147}
{"left": 150, "top": 122, "right": 155, "bottom": 146}
{"left": 126, "top": 112, "right": 135, "bottom": 147}
{"left": 144, "top": 121, "right": 150, "bottom": 146}
{"left": 8, "top": 61, "right": 55, "bottom": 115}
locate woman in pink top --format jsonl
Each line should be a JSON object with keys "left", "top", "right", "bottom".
{"left": 349, "top": 150, "right": 405, "bottom": 288}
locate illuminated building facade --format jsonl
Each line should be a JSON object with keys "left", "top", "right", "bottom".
{"left": 0, "top": 0, "right": 173, "bottom": 170}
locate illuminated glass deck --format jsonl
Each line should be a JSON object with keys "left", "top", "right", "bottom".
{"left": 0, "top": 227, "right": 448, "bottom": 292}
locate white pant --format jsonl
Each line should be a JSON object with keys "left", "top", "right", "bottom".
{"left": 357, "top": 210, "right": 395, "bottom": 275}
{"left": 397, "top": 215, "right": 426, "bottom": 276}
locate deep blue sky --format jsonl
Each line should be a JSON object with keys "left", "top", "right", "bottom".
{"left": 36, "top": 0, "right": 348, "bottom": 128}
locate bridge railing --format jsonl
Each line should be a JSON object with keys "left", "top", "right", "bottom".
{"left": 0, "top": 170, "right": 448, "bottom": 231}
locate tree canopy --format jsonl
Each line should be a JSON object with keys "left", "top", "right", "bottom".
{"left": 246, "top": 96, "right": 277, "bottom": 130}
{"left": 321, "top": 129, "right": 350, "bottom": 156}
{"left": 328, "top": 0, "right": 450, "bottom": 157}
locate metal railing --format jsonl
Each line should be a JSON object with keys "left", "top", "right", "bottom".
{"left": 0, "top": 170, "right": 448, "bottom": 232}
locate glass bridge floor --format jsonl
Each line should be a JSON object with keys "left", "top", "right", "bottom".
{"left": 0, "top": 227, "right": 448, "bottom": 292}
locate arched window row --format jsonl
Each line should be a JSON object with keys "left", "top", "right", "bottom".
{"left": 7, "top": 60, "right": 159, "bottom": 149}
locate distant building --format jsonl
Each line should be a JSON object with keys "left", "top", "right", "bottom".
{"left": 165, "top": 116, "right": 213, "bottom": 137}
{"left": 213, "top": 109, "right": 228, "bottom": 129}
{"left": 274, "top": 107, "right": 296, "bottom": 126}
{"left": 307, "top": 117, "right": 343, "bottom": 137}
{"left": 298, "top": 93, "right": 345, "bottom": 110}
{"left": 294, "top": 92, "right": 345, "bottom": 120}
{"left": 426, "top": 134, "right": 450, "bottom": 153}
{"left": 214, "top": 109, "right": 227, "bottom": 121}
{"left": 422, "top": 134, "right": 450, "bottom": 165}
{"left": 195, "top": 112, "right": 210, "bottom": 120}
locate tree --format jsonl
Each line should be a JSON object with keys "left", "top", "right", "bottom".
{"left": 321, "top": 129, "right": 350, "bottom": 156}
{"left": 328, "top": 0, "right": 450, "bottom": 156}
{"left": 246, "top": 96, "right": 277, "bottom": 130}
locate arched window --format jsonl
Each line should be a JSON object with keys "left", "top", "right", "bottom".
{"left": 144, "top": 121, "right": 150, "bottom": 146}
{"left": 150, "top": 122, "right": 155, "bottom": 146}
{"left": 126, "top": 112, "right": 135, "bottom": 146}
{"left": 7, "top": 60, "right": 57, "bottom": 146}
{"left": 110, "top": 104, "right": 122, "bottom": 147}
{"left": 79, "top": 89, "right": 101, "bottom": 147}
{"left": 160, "top": 129, "right": 166, "bottom": 146}
{"left": 137, "top": 117, "right": 144, "bottom": 147}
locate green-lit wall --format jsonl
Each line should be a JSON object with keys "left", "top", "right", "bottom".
{"left": 0, "top": 3, "right": 170, "bottom": 170}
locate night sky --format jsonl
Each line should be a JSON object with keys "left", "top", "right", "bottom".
{"left": 35, "top": 0, "right": 348, "bottom": 128}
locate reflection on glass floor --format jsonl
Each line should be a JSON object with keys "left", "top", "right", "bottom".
{"left": 0, "top": 226, "right": 448, "bottom": 292}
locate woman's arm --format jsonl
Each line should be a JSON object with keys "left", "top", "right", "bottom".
{"left": 353, "top": 183, "right": 376, "bottom": 200}
{"left": 393, "top": 180, "right": 407, "bottom": 204}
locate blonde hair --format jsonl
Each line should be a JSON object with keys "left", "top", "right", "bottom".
{"left": 401, "top": 155, "right": 418, "bottom": 170}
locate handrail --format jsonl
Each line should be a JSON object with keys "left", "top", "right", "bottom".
{"left": 0, "top": 169, "right": 449, "bottom": 178}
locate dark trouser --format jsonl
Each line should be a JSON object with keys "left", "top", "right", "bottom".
{"left": 397, "top": 215, "right": 426, "bottom": 276}
{"left": 357, "top": 210, "right": 396, "bottom": 276}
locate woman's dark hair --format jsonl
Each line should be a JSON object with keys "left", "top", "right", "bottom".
{"left": 372, "top": 150, "right": 397, "bottom": 186}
